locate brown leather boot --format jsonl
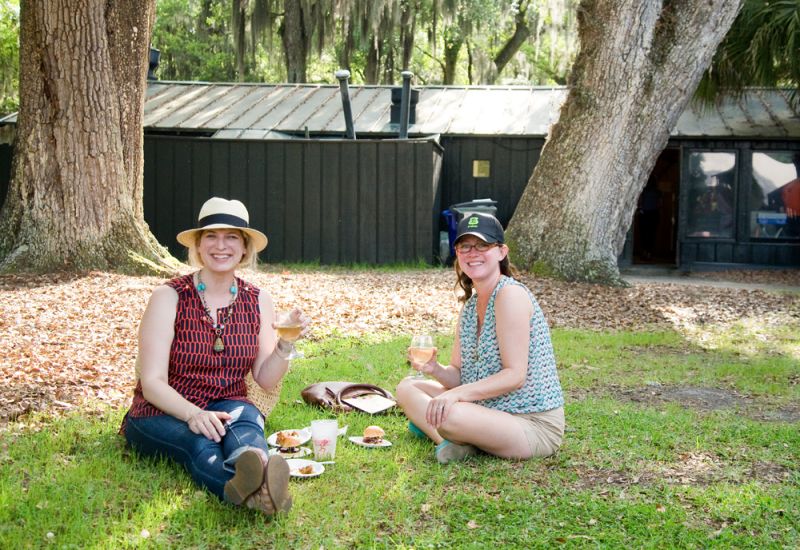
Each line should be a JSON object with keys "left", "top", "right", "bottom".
{"left": 244, "top": 453, "right": 292, "bottom": 516}
{"left": 223, "top": 448, "right": 292, "bottom": 516}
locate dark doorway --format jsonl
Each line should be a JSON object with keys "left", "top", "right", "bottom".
{"left": 633, "top": 148, "right": 679, "bottom": 265}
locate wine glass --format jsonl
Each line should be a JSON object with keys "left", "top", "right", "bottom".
{"left": 275, "top": 311, "right": 304, "bottom": 359}
{"left": 408, "top": 334, "right": 435, "bottom": 378}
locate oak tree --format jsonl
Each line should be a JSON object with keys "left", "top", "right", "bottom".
{"left": 506, "top": 0, "right": 744, "bottom": 283}
{"left": 0, "top": 0, "right": 177, "bottom": 273}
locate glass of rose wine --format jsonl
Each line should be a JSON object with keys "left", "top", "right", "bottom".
{"left": 408, "top": 334, "right": 435, "bottom": 378}
{"left": 275, "top": 311, "right": 304, "bottom": 359}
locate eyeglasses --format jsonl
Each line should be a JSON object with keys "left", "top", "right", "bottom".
{"left": 455, "top": 242, "right": 498, "bottom": 253}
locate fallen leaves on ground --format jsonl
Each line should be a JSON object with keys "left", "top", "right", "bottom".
{"left": 1, "top": 268, "right": 798, "bottom": 425}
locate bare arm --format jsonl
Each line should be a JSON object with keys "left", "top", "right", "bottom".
{"left": 251, "top": 292, "right": 309, "bottom": 390}
{"left": 412, "top": 321, "right": 463, "bottom": 389}
{"left": 137, "top": 285, "right": 231, "bottom": 441}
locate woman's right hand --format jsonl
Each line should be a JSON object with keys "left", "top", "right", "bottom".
{"left": 407, "top": 347, "right": 439, "bottom": 376}
{"left": 187, "top": 410, "right": 232, "bottom": 442}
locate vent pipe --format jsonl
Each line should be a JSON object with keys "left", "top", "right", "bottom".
{"left": 399, "top": 70, "right": 413, "bottom": 139}
{"left": 335, "top": 69, "right": 356, "bottom": 140}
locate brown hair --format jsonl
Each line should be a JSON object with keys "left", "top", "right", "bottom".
{"left": 454, "top": 249, "right": 519, "bottom": 303}
{"left": 187, "top": 229, "right": 258, "bottom": 270}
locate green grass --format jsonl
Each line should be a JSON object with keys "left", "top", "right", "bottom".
{"left": 1, "top": 329, "right": 798, "bottom": 548}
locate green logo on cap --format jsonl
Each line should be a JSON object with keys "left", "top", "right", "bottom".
{"left": 467, "top": 216, "right": 480, "bottom": 228}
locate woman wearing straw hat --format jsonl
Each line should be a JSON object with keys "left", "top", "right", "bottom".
{"left": 120, "top": 197, "right": 308, "bottom": 517}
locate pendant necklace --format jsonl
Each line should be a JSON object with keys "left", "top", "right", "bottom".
{"left": 196, "top": 272, "right": 238, "bottom": 353}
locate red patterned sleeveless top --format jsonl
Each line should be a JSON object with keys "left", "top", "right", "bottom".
{"left": 122, "top": 273, "right": 261, "bottom": 426}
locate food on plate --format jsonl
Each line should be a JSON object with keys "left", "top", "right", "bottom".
{"left": 362, "top": 425, "right": 385, "bottom": 444}
{"left": 276, "top": 430, "right": 302, "bottom": 452}
{"left": 298, "top": 464, "right": 315, "bottom": 475}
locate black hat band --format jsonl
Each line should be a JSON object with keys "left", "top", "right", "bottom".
{"left": 197, "top": 213, "right": 249, "bottom": 229}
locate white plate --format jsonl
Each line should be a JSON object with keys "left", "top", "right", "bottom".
{"left": 348, "top": 436, "right": 392, "bottom": 448}
{"left": 286, "top": 458, "right": 325, "bottom": 478}
{"left": 267, "top": 428, "right": 311, "bottom": 447}
{"left": 268, "top": 446, "right": 311, "bottom": 459}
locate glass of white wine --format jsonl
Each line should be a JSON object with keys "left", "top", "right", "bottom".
{"left": 408, "top": 334, "right": 435, "bottom": 378}
{"left": 275, "top": 311, "right": 304, "bottom": 359}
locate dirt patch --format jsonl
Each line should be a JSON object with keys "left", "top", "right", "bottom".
{"left": 751, "top": 405, "right": 800, "bottom": 423}
{"left": 619, "top": 385, "right": 751, "bottom": 410}
{"left": 572, "top": 452, "right": 794, "bottom": 490}
{"left": 614, "top": 384, "right": 800, "bottom": 424}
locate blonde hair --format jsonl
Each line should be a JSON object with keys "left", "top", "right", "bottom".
{"left": 186, "top": 229, "right": 258, "bottom": 270}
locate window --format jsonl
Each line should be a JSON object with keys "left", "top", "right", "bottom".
{"left": 685, "top": 152, "right": 736, "bottom": 238}
{"left": 749, "top": 151, "right": 800, "bottom": 240}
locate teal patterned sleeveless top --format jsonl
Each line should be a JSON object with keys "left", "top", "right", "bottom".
{"left": 459, "top": 276, "right": 564, "bottom": 413}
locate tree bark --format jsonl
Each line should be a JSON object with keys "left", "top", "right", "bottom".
{"left": 365, "top": 36, "right": 380, "bottom": 85}
{"left": 489, "top": 0, "right": 531, "bottom": 83}
{"left": 400, "top": 1, "right": 416, "bottom": 71}
{"left": 281, "top": 0, "right": 308, "bottom": 83}
{"left": 0, "top": 0, "right": 178, "bottom": 274}
{"left": 443, "top": 27, "right": 462, "bottom": 85}
{"left": 232, "top": 0, "right": 247, "bottom": 81}
{"left": 506, "top": 0, "right": 743, "bottom": 284}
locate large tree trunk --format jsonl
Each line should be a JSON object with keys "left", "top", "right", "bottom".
{"left": 506, "top": 0, "right": 743, "bottom": 284}
{"left": 0, "top": 0, "right": 177, "bottom": 274}
{"left": 281, "top": 0, "right": 308, "bottom": 83}
{"left": 400, "top": 1, "right": 416, "bottom": 71}
{"left": 232, "top": 0, "right": 247, "bottom": 81}
{"left": 488, "top": 0, "right": 531, "bottom": 83}
{"left": 442, "top": 28, "right": 462, "bottom": 85}
{"left": 364, "top": 35, "right": 381, "bottom": 85}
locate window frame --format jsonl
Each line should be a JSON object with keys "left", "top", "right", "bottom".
{"left": 745, "top": 149, "right": 800, "bottom": 243}
{"left": 680, "top": 148, "right": 739, "bottom": 242}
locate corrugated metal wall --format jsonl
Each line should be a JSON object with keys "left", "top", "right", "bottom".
{"left": 144, "top": 136, "right": 443, "bottom": 264}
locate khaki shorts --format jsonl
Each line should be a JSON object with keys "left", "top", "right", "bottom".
{"left": 513, "top": 407, "right": 565, "bottom": 458}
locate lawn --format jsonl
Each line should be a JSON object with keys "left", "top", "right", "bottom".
{"left": 2, "top": 325, "right": 798, "bottom": 548}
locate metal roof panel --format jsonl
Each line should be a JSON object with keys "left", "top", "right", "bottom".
{"left": 225, "top": 86, "right": 294, "bottom": 130}
{"left": 194, "top": 85, "right": 266, "bottom": 128}
{"left": 145, "top": 84, "right": 216, "bottom": 127}
{"left": 277, "top": 86, "right": 339, "bottom": 131}
{"left": 250, "top": 86, "right": 317, "bottom": 130}
{"left": 7, "top": 82, "right": 799, "bottom": 139}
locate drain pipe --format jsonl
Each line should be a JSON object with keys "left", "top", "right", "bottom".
{"left": 399, "top": 70, "right": 413, "bottom": 139}
{"left": 335, "top": 69, "right": 356, "bottom": 140}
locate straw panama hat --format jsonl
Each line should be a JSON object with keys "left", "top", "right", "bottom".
{"left": 176, "top": 197, "right": 268, "bottom": 252}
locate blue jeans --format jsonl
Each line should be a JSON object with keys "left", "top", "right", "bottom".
{"left": 124, "top": 400, "right": 268, "bottom": 501}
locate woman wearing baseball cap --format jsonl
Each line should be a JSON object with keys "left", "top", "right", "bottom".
{"left": 121, "top": 197, "right": 309, "bottom": 516}
{"left": 396, "top": 212, "right": 564, "bottom": 464}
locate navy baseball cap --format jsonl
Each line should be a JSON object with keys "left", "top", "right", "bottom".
{"left": 455, "top": 212, "right": 504, "bottom": 244}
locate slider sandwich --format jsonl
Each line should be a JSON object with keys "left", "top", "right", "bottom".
{"left": 362, "top": 425, "right": 385, "bottom": 444}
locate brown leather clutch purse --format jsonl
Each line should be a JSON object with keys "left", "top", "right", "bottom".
{"left": 301, "top": 381, "right": 395, "bottom": 413}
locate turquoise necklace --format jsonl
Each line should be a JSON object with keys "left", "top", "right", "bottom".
{"left": 196, "top": 271, "right": 238, "bottom": 353}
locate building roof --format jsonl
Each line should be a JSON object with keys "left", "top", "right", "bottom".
{"left": 143, "top": 82, "right": 800, "bottom": 139}
{"left": 3, "top": 83, "right": 799, "bottom": 139}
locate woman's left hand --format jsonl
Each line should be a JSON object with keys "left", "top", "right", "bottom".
{"left": 272, "top": 308, "right": 312, "bottom": 340}
{"left": 426, "top": 391, "right": 460, "bottom": 428}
